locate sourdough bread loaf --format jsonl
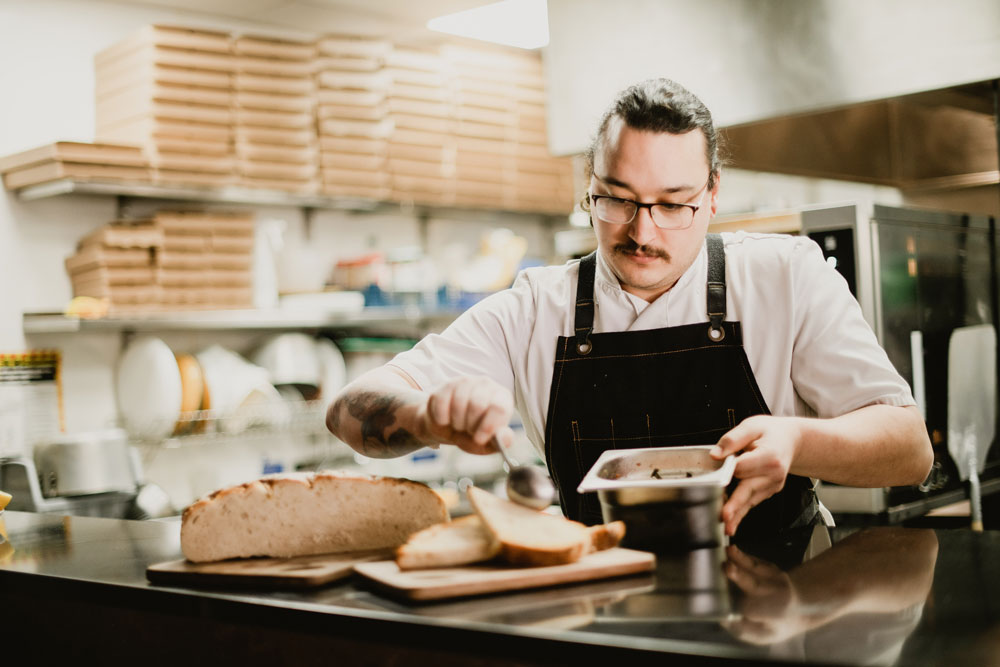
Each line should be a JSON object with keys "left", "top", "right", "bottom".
{"left": 181, "top": 470, "right": 448, "bottom": 562}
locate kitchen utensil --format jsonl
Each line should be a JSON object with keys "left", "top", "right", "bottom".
{"left": 353, "top": 547, "right": 655, "bottom": 601}
{"left": 147, "top": 549, "right": 391, "bottom": 588}
{"left": 491, "top": 435, "right": 555, "bottom": 510}
{"left": 116, "top": 336, "right": 183, "bottom": 441}
{"left": 947, "top": 324, "right": 995, "bottom": 532}
{"left": 577, "top": 446, "right": 736, "bottom": 551}
{"left": 33, "top": 428, "right": 136, "bottom": 497}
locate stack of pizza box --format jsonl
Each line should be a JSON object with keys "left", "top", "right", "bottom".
{"left": 94, "top": 25, "right": 237, "bottom": 188}
{"left": 314, "top": 35, "right": 393, "bottom": 200}
{"left": 442, "top": 42, "right": 576, "bottom": 214}
{"left": 0, "top": 142, "right": 150, "bottom": 190}
{"left": 383, "top": 44, "right": 454, "bottom": 206}
{"left": 65, "top": 222, "right": 163, "bottom": 314}
{"left": 508, "top": 53, "right": 576, "bottom": 214}
{"left": 442, "top": 42, "right": 518, "bottom": 211}
{"left": 154, "top": 211, "right": 255, "bottom": 310}
{"left": 65, "top": 211, "right": 255, "bottom": 313}
{"left": 233, "top": 34, "right": 319, "bottom": 193}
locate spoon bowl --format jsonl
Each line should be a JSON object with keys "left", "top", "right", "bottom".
{"left": 492, "top": 436, "right": 555, "bottom": 510}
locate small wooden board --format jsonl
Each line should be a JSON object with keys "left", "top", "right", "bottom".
{"left": 353, "top": 547, "right": 656, "bottom": 602}
{"left": 147, "top": 549, "right": 391, "bottom": 589}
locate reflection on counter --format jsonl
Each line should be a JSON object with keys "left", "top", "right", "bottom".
{"left": 346, "top": 525, "right": 937, "bottom": 665}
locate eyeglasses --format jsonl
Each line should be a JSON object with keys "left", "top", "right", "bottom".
{"left": 588, "top": 182, "right": 709, "bottom": 230}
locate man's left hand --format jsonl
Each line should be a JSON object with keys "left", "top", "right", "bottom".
{"left": 711, "top": 415, "right": 803, "bottom": 536}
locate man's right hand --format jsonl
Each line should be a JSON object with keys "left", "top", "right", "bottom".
{"left": 419, "top": 376, "right": 515, "bottom": 455}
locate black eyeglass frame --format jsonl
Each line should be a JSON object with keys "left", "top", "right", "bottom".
{"left": 587, "top": 183, "right": 708, "bottom": 230}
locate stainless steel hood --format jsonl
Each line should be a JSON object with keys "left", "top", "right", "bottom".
{"left": 722, "top": 81, "right": 999, "bottom": 203}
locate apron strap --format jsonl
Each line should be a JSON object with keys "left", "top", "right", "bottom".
{"left": 574, "top": 252, "right": 597, "bottom": 354}
{"left": 706, "top": 234, "right": 727, "bottom": 341}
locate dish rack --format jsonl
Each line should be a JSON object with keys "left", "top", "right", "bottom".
{"left": 125, "top": 397, "right": 333, "bottom": 447}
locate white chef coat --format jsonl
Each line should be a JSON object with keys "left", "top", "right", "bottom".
{"left": 389, "top": 232, "right": 916, "bottom": 457}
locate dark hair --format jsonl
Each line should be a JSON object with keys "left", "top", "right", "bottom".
{"left": 584, "top": 78, "right": 723, "bottom": 191}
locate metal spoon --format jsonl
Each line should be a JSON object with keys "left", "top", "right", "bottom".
{"left": 491, "top": 435, "right": 556, "bottom": 510}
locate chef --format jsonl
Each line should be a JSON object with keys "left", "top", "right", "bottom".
{"left": 327, "top": 78, "right": 933, "bottom": 538}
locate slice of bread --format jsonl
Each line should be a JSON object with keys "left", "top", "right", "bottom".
{"left": 181, "top": 470, "right": 448, "bottom": 563}
{"left": 468, "top": 486, "right": 596, "bottom": 567}
{"left": 395, "top": 515, "right": 500, "bottom": 570}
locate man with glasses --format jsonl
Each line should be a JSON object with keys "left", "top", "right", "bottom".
{"left": 327, "top": 78, "right": 932, "bottom": 538}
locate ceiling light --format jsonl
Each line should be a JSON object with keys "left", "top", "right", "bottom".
{"left": 427, "top": 0, "right": 549, "bottom": 50}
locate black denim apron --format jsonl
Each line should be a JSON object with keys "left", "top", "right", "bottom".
{"left": 543, "top": 234, "right": 818, "bottom": 539}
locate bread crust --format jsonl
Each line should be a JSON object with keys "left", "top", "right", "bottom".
{"left": 181, "top": 470, "right": 448, "bottom": 562}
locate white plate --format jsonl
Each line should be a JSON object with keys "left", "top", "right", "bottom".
{"left": 316, "top": 338, "right": 347, "bottom": 399}
{"left": 116, "top": 336, "right": 183, "bottom": 441}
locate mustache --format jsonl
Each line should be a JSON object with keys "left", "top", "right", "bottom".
{"left": 613, "top": 239, "right": 670, "bottom": 261}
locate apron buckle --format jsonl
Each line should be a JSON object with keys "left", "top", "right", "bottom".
{"left": 576, "top": 339, "right": 593, "bottom": 355}
{"left": 708, "top": 324, "right": 726, "bottom": 342}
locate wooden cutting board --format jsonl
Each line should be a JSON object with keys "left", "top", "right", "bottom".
{"left": 353, "top": 547, "right": 656, "bottom": 602}
{"left": 146, "top": 549, "right": 391, "bottom": 589}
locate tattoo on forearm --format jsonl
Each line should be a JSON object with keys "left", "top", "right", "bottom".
{"left": 340, "top": 391, "right": 423, "bottom": 457}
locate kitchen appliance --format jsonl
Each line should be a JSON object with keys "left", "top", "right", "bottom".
{"left": 800, "top": 203, "right": 1000, "bottom": 519}
{"left": 576, "top": 446, "right": 736, "bottom": 551}
{"left": 0, "top": 427, "right": 174, "bottom": 519}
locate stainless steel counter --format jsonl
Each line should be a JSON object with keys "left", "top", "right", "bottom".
{"left": 1, "top": 510, "right": 998, "bottom": 666}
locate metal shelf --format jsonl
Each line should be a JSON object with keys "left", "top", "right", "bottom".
{"left": 15, "top": 178, "right": 381, "bottom": 210}
{"left": 12, "top": 178, "right": 572, "bottom": 219}
{"left": 22, "top": 306, "right": 461, "bottom": 334}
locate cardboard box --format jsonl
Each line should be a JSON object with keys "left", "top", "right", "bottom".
{"left": 66, "top": 265, "right": 157, "bottom": 285}
{"left": 233, "top": 35, "right": 316, "bottom": 61}
{"left": 146, "top": 152, "right": 235, "bottom": 174}
{"left": 95, "top": 25, "right": 232, "bottom": 66}
{"left": 316, "top": 70, "right": 389, "bottom": 92}
{"left": 318, "top": 118, "right": 393, "bottom": 139}
{"left": 0, "top": 142, "right": 147, "bottom": 173}
{"left": 210, "top": 251, "right": 253, "bottom": 270}
{"left": 320, "top": 167, "right": 390, "bottom": 188}
{"left": 159, "top": 249, "right": 210, "bottom": 269}
{"left": 322, "top": 183, "right": 390, "bottom": 200}
{"left": 96, "top": 63, "right": 232, "bottom": 98}
{"left": 236, "top": 126, "right": 314, "bottom": 146}
{"left": 235, "top": 176, "right": 319, "bottom": 194}
{"left": 235, "top": 72, "right": 316, "bottom": 95}
{"left": 96, "top": 81, "right": 233, "bottom": 109}
{"left": 98, "top": 117, "right": 233, "bottom": 144}
{"left": 319, "top": 152, "right": 386, "bottom": 171}
{"left": 79, "top": 222, "right": 164, "bottom": 250}
{"left": 153, "top": 169, "right": 236, "bottom": 188}
{"left": 235, "top": 108, "right": 314, "bottom": 129}
{"left": 236, "top": 56, "right": 314, "bottom": 78}
{"left": 4, "top": 162, "right": 151, "bottom": 189}
{"left": 236, "top": 142, "right": 317, "bottom": 164}
{"left": 391, "top": 113, "right": 451, "bottom": 134}
{"left": 157, "top": 267, "right": 210, "bottom": 287}
{"left": 316, "top": 103, "right": 387, "bottom": 122}
{"left": 236, "top": 90, "right": 314, "bottom": 113}
{"left": 319, "top": 135, "right": 387, "bottom": 155}
{"left": 239, "top": 160, "right": 316, "bottom": 181}
{"left": 314, "top": 55, "right": 381, "bottom": 72}
{"left": 317, "top": 88, "right": 386, "bottom": 107}
{"left": 64, "top": 245, "right": 155, "bottom": 273}
{"left": 317, "top": 35, "right": 391, "bottom": 59}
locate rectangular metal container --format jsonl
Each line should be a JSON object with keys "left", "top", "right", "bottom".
{"left": 577, "top": 446, "right": 736, "bottom": 551}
